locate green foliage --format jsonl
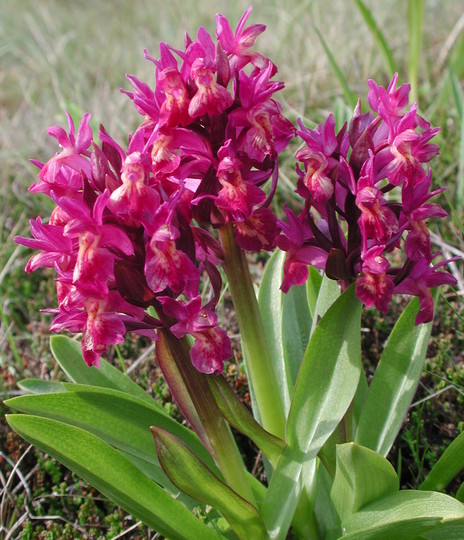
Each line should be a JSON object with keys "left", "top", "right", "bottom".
{"left": 262, "top": 286, "right": 362, "bottom": 540}
{"left": 355, "top": 297, "right": 434, "bottom": 456}
{"left": 6, "top": 414, "right": 219, "bottom": 540}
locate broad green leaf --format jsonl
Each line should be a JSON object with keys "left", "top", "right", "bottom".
{"left": 457, "top": 483, "right": 464, "bottom": 503}
{"left": 353, "top": 0, "right": 396, "bottom": 75}
{"left": 5, "top": 385, "right": 217, "bottom": 476}
{"left": 115, "top": 448, "right": 197, "bottom": 509}
{"left": 6, "top": 414, "right": 221, "bottom": 540}
{"left": 262, "top": 286, "right": 362, "bottom": 539}
{"left": 17, "top": 378, "right": 67, "bottom": 394}
{"left": 50, "top": 335, "right": 160, "bottom": 409}
{"left": 257, "top": 249, "right": 290, "bottom": 414}
{"left": 342, "top": 490, "right": 464, "bottom": 540}
{"left": 207, "top": 376, "right": 285, "bottom": 468}
{"left": 288, "top": 285, "right": 362, "bottom": 453}
{"left": 282, "top": 283, "right": 311, "bottom": 390}
{"left": 330, "top": 443, "right": 399, "bottom": 521}
{"left": 314, "top": 462, "right": 342, "bottom": 540}
{"left": 306, "top": 266, "right": 322, "bottom": 318}
{"left": 420, "top": 430, "right": 464, "bottom": 492}
{"left": 351, "top": 371, "right": 369, "bottom": 434}
{"left": 309, "top": 274, "right": 340, "bottom": 336}
{"left": 355, "top": 297, "right": 433, "bottom": 456}
{"left": 152, "top": 427, "right": 269, "bottom": 540}
{"left": 421, "top": 520, "right": 464, "bottom": 539}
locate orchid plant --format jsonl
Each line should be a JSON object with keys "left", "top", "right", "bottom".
{"left": 5, "top": 7, "right": 464, "bottom": 540}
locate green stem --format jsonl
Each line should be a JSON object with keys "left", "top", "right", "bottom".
{"left": 157, "top": 330, "right": 255, "bottom": 505}
{"left": 219, "top": 224, "right": 286, "bottom": 439}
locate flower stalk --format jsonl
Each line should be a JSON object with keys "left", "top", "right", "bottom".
{"left": 219, "top": 223, "right": 286, "bottom": 439}
{"left": 156, "top": 329, "right": 255, "bottom": 505}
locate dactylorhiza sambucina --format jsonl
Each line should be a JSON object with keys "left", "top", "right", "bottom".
{"left": 277, "top": 74, "right": 456, "bottom": 324}
{"left": 16, "top": 9, "right": 455, "bottom": 375}
{"left": 15, "top": 8, "right": 294, "bottom": 373}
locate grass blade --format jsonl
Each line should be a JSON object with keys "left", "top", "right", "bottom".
{"left": 408, "top": 0, "right": 424, "bottom": 103}
{"left": 313, "top": 25, "right": 357, "bottom": 110}
{"left": 450, "top": 71, "right": 464, "bottom": 205}
{"left": 419, "top": 430, "right": 464, "bottom": 492}
{"left": 353, "top": 0, "right": 397, "bottom": 75}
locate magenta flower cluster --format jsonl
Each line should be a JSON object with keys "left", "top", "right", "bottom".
{"left": 15, "top": 8, "right": 294, "bottom": 373}
{"left": 278, "top": 74, "right": 456, "bottom": 324}
{"left": 16, "top": 9, "right": 455, "bottom": 374}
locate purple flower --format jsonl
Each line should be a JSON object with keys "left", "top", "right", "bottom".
{"left": 31, "top": 113, "right": 92, "bottom": 196}
{"left": 18, "top": 9, "right": 294, "bottom": 372}
{"left": 159, "top": 296, "right": 232, "bottom": 374}
{"left": 279, "top": 74, "right": 455, "bottom": 323}
{"left": 215, "top": 6, "right": 267, "bottom": 75}
{"left": 394, "top": 257, "right": 457, "bottom": 324}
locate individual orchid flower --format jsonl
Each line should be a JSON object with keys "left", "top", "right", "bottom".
{"left": 30, "top": 112, "right": 93, "bottom": 195}
{"left": 394, "top": 256, "right": 457, "bottom": 324}
{"left": 158, "top": 296, "right": 232, "bottom": 374}
{"left": 215, "top": 6, "right": 268, "bottom": 75}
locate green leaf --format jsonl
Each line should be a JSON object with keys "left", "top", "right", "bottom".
{"left": 257, "top": 249, "right": 290, "bottom": 414}
{"left": 282, "top": 283, "right": 312, "bottom": 390}
{"left": 207, "top": 376, "right": 285, "bottom": 468}
{"left": 314, "top": 462, "right": 342, "bottom": 540}
{"left": 342, "top": 490, "right": 464, "bottom": 540}
{"left": 306, "top": 266, "right": 322, "bottom": 318}
{"left": 5, "top": 385, "right": 217, "bottom": 481}
{"left": 457, "top": 483, "right": 464, "bottom": 503}
{"left": 351, "top": 371, "right": 369, "bottom": 434}
{"left": 50, "top": 335, "right": 160, "bottom": 409}
{"left": 309, "top": 274, "right": 340, "bottom": 336}
{"left": 6, "top": 414, "right": 221, "bottom": 540}
{"left": 288, "top": 285, "right": 362, "bottom": 453}
{"left": 421, "top": 520, "right": 464, "bottom": 539}
{"left": 152, "top": 427, "right": 269, "bottom": 540}
{"left": 17, "top": 378, "right": 67, "bottom": 394}
{"left": 261, "top": 286, "right": 362, "bottom": 539}
{"left": 115, "top": 448, "right": 196, "bottom": 509}
{"left": 355, "top": 297, "right": 433, "bottom": 456}
{"left": 330, "top": 443, "right": 399, "bottom": 521}
{"left": 420, "top": 430, "right": 464, "bottom": 492}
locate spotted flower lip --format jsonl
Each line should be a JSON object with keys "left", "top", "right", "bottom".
{"left": 278, "top": 73, "right": 456, "bottom": 324}
{"left": 17, "top": 8, "right": 293, "bottom": 372}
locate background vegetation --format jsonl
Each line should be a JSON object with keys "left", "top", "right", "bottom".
{"left": 1, "top": 0, "right": 464, "bottom": 537}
